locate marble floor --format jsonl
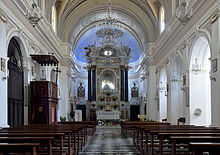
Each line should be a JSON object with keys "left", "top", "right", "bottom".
{"left": 79, "top": 126, "right": 140, "bottom": 155}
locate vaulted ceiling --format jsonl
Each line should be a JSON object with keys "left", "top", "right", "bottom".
{"left": 46, "top": 0, "right": 162, "bottom": 42}
{"left": 44, "top": 0, "right": 169, "bottom": 67}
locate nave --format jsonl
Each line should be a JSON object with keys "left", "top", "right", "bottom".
{"left": 1, "top": 121, "right": 220, "bottom": 154}
{"left": 79, "top": 126, "right": 140, "bottom": 155}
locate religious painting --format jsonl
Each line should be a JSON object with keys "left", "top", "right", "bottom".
{"left": 1, "top": 58, "right": 6, "bottom": 72}
{"left": 183, "top": 75, "right": 186, "bottom": 86}
{"left": 101, "top": 70, "right": 116, "bottom": 95}
{"left": 212, "top": 58, "right": 217, "bottom": 73}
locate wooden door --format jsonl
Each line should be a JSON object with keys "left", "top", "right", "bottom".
{"left": 90, "top": 109, "right": 96, "bottom": 121}
{"left": 76, "top": 105, "right": 86, "bottom": 121}
{"left": 130, "top": 105, "right": 140, "bottom": 121}
{"left": 7, "top": 38, "right": 24, "bottom": 127}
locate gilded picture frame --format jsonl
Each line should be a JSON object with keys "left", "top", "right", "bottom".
{"left": 212, "top": 58, "right": 217, "bottom": 73}
{"left": 1, "top": 58, "right": 6, "bottom": 72}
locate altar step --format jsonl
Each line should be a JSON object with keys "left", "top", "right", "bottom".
{"left": 79, "top": 126, "right": 140, "bottom": 155}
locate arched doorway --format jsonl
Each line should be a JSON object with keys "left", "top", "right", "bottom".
{"left": 170, "top": 56, "right": 183, "bottom": 124}
{"left": 7, "top": 38, "right": 24, "bottom": 127}
{"left": 159, "top": 68, "right": 167, "bottom": 121}
{"left": 189, "top": 36, "right": 211, "bottom": 126}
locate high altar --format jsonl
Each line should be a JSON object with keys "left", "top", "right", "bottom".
{"left": 85, "top": 44, "right": 130, "bottom": 121}
{"left": 74, "top": 10, "right": 141, "bottom": 121}
{"left": 81, "top": 25, "right": 132, "bottom": 121}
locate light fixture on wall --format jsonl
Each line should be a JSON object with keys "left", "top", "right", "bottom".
{"left": 27, "top": 3, "right": 42, "bottom": 27}
{"left": 192, "top": 58, "right": 201, "bottom": 74}
{"left": 171, "top": 71, "right": 178, "bottom": 82}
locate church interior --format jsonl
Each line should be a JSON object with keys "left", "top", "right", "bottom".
{"left": 1, "top": 0, "right": 220, "bottom": 154}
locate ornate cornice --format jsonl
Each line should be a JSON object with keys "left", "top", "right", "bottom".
{"left": 152, "top": 0, "right": 213, "bottom": 63}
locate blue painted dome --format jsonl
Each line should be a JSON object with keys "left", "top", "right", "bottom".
{"left": 74, "top": 27, "right": 141, "bottom": 63}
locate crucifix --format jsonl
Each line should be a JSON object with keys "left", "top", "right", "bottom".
{"left": 53, "top": 67, "right": 61, "bottom": 85}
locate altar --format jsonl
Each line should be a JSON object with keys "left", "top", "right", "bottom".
{"left": 96, "top": 111, "right": 121, "bottom": 120}
{"left": 82, "top": 19, "right": 131, "bottom": 121}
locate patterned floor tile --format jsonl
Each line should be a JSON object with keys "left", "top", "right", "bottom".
{"left": 79, "top": 126, "right": 140, "bottom": 155}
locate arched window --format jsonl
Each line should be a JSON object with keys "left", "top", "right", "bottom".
{"left": 160, "top": 6, "right": 165, "bottom": 33}
{"left": 51, "top": 5, "right": 56, "bottom": 32}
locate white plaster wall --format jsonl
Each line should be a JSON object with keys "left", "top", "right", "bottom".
{"left": 147, "top": 66, "right": 157, "bottom": 120}
{"left": 210, "top": 17, "right": 220, "bottom": 127}
{"left": 57, "top": 66, "right": 70, "bottom": 121}
{"left": 169, "top": 55, "right": 184, "bottom": 124}
{"left": 0, "top": 20, "right": 9, "bottom": 127}
{"left": 159, "top": 68, "right": 167, "bottom": 121}
{"left": 190, "top": 71, "right": 211, "bottom": 126}
{"left": 170, "top": 81, "right": 179, "bottom": 124}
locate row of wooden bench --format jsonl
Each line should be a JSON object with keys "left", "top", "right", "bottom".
{"left": 0, "top": 121, "right": 96, "bottom": 155}
{"left": 121, "top": 121, "right": 220, "bottom": 155}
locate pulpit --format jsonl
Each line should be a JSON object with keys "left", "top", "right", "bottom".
{"left": 30, "top": 81, "right": 58, "bottom": 124}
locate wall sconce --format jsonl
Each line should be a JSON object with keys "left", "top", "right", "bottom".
{"left": 210, "top": 76, "right": 216, "bottom": 82}
{"left": 27, "top": 3, "right": 42, "bottom": 27}
{"left": 2, "top": 70, "right": 9, "bottom": 81}
{"left": 165, "top": 91, "right": 168, "bottom": 96}
{"left": 181, "top": 87, "right": 185, "bottom": 91}
{"left": 2, "top": 76, "right": 7, "bottom": 81}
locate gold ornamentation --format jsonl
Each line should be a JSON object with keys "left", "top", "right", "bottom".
{"left": 97, "top": 68, "right": 104, "bottom": 75}
{"left": 0, "top": 13, "right": 7, "bottom": 23}
{"left": 210, "top": 9, "right": 220, "bottom": 24}
{"left": 113, "top": 68, "right": 119, "bottom": 75}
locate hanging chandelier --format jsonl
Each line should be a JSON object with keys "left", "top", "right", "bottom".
{"left": 95, "top": 0, "right": 124, "bottom": 47}
{"left": 192, "top": 58, "right": 201, "bottom": 74}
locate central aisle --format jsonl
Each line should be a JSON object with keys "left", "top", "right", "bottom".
{"left": 79, "top": 126, "right": 140, "bottom": 155}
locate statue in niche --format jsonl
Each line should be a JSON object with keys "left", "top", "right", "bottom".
{"left": 77, "top": 82, "right": 85, "bottom": 97}
{"left": 131, "top": 83, "right": 138, "bottom": 97}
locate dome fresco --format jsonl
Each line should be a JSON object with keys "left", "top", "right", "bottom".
{"left": 74, "top": 27, "right": 141, "bottom": 63}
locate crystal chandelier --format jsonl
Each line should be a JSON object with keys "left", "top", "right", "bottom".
{"left": 95, "top": 0, "right": 124, "bottom": 47}
{"left": 192, "top": 58, "right": 201, "bottom": 74}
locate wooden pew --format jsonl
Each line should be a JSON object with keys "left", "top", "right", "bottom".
{"left": 0, "top": 123, "right": 88, "bottom": 155}
{"left": 59, "top": 121, "right": 96, "bottom": 135}
{"left": 144, "top": 126, "right": 217, "bottom": 151}
{"left": 0, "top": 131, "right": 66, "bottom": 155}
{"left": 170, "top": 136, "right": 220, "bottom": 155}
{"left": 120, "top": 121, "right": 170, "bottom": 137}
{"left": 0, "top": 136, "right": 54, "bottom": 155}
{"left": 120, "top": 121, "right": 171, "bottom": 154}
{"left": 157, "top": 132, "right": 220, "bottom": 155}
{"left": 189, "top": 142, "right": 220, "bottom": 155}
{"left": 0, "top": 143, "right": 40, "bottom": 155}
{"left": 139, "top": 125, "right": 218, "bottom": 155}
{"left": 2, "top": 124, "right": 86, "bottom": 155}
{"left": 122, "top": 121, "right": 220, "bottom": 155}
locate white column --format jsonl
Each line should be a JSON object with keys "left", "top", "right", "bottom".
{"left": 182, "top": 42, "right": 190, "bottom": 125}
{"left": 210, "top": 12, "right": 220, "bottom": 126}
{"left": 57, "top": 65, "right": 70, "bottom": 121}
{"left": 147, "top": 65, "right": 157, "bottom": 120}
{"left": 140, "top": 100, "right": 144, "bottom": 115}
{"left": 0, "top": 19, "right": 9, "bottom": 127}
